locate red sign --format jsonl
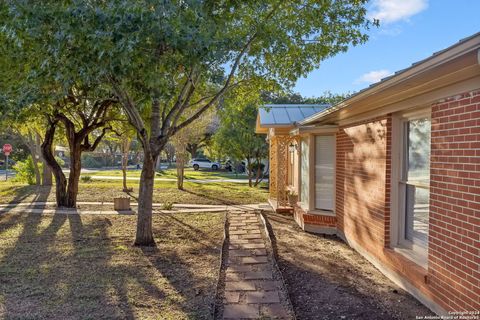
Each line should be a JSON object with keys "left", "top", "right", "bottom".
{"left": 3, "top": 144, "right": 12, "bottom": 156}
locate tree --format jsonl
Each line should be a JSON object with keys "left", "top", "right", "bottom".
{"left": 40, "top": 96, "right": 118, "bottom": 207}
{"left": 263, "top": 90, "right": 352, "bottom": 105}
{"left": 0, "top": 9, "right": 120, "bottom": 207}
{"left": 0, "top": 107, "right": 54, "bottom": 186}
{"left": 185, "top": 114, "right": 218, "bottom": 159}
{"left": 102, "top": 120, "right": 137, "bottom": 192}
{"left": 1, "top": 1, "right": 373, "bottom": 245}
{"left": 214, "top": 90, "right": 268, "bottom": 187}
{"left": 172, "top": 109, "right": 215, "bottom": 189}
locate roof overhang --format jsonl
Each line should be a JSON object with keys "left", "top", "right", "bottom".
{"left": 255, "top": 116, "right": 269, "bottom": 134}
{"left": 290, "top": 125, "right": 338, "bottom": 136}
{"left": 300, "top": 33, "right": 480, "bottom": 126}
{"left": 255, "top": 115, "right": 295, "bottom": 134}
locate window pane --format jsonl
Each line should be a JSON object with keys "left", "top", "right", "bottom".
{"left": 315, "top": 135, "right": 335, "bottom": 211}
{"left": 407, "top": 118, "right": 431, "bottom": 185}
{"left": 405, "top": 117, "right": 430, "bottom": 249}
{"left": 405, "top": 185, "right": 429, "bottom": 247}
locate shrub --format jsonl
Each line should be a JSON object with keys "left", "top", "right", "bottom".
{"left": 12, "top": 156, "right": 38, "bottom": 185}
{"left": 249, "top": 162, "right": 265, "bottom": 173}
{"left": 161, "top": 201, "right": 174, "bottom": 211}
{"left": 81, "top": 175, "right": 92, "bottom": 183}
{"left": 81, "top": 154, "right": 103, "bottom": 168}
{"left": 55, "top": 156, "right": 65, "bottom": 167}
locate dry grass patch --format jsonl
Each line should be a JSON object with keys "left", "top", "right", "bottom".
{"left": 0, "top": 180, "right": 268, "bottom": 205}
{"left": 0, "top": 211, "right": 224, "bottom": 320}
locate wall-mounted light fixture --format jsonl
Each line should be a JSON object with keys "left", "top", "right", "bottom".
{"left": 289, "top": 142, "right": 298, "bottom": 153}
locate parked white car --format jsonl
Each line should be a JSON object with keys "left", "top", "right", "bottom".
{"left": 189, "top": 158, "right": 221, "bottom": 171}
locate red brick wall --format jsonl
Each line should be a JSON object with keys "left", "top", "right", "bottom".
{"left": 336, "top": 116, "right": 392, "bottom": 253}
{"left": 429, "top": 89, "right": 480, "bottom": 311}
{"left": 334, "top": 90, "right": 480, "bottom": 313}
{"left": 294, "top": 206, "right": 337, "bottom": 227}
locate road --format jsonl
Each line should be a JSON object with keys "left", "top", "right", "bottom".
{"left": 0, "top": 170, "right": 16, "bottom": 181}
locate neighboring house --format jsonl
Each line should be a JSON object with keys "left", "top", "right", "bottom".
{"left": 256, "top": 33, "right": 480, "bottom": 315}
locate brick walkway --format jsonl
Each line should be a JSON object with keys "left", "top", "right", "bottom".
{"left": 221, "top": 211, "right": 291, "bottom": 319}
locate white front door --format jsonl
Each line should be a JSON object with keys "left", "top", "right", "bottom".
{"left": 315, "top": 135, "right": 335, "bottom": 211}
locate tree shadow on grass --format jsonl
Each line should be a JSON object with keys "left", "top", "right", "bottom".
{"left": 141, "top": 213, "right": 224, "bottom": 319}
{"left": 0, "top": 210, "right": 220, "bottom": 319}
{"left": 182, "top": 189, "right": 235, "bottom": 205}
{"left": 0, "top": 185, "right": 52, "bottom": 205}
{"left": 0, "top": 185, "right": 51, "bottom": 233}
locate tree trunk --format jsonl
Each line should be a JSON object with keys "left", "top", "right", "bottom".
{"left": 253, "top": 158, "right": 266, "bottom": 187}
{"left": 134, "top": 150, "right": 157, "bottom": 246}
{"left": 187, "top": 143, "right": 198, "bottom": 159}
{"left": 176, "top": 156, "right": 185, "bottom": 190}
{"left": 246, "top": 158, "right": 253, "bottom": 187}
{"left": 37, "top": 131, "right": 52, "bottom": 185}
{"left": 19, "top": 131, "right": 42, "bottom": 185}
{"left": 122, "top": 138, "right": 131, "bottom": 191}
{"left": 31, "top": 155, "right": 41, "bottom": 186}
{"left": 66, "top": 147, "right": 82, "bottom": 207}
{"left": 42, "top": 163, "right": 53, "bottom": 186}
{"left": 41, "top": 122, "right": 68, "bottom": 207}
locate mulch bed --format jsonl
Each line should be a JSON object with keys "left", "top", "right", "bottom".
{"left": 265, "top": 212, "right": 434, "bottom": 320}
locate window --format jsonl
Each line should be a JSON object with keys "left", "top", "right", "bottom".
{"left": 393, "top": 110, "right": 431, "bottom": 267}
{"left": 315, "top": 135, "right": 335, "bottom": 211}
{"left": 402, "top": 117, "right": 431, "bottom": 248}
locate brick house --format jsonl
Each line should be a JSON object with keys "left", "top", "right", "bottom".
{"left": 256, "top": 33, "right": 480, "bottom": 314}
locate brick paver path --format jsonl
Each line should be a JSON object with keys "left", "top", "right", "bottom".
{"left": 222, "top": 211, "right": 291, "bottom": 319}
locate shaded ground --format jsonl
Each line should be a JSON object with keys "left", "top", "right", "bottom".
{"left": 0, "top": 180, "right": 268, "bottom": 205}
{"left": 265, "top": 212, "right": 434, "bottom": 320}
{"left": 0, "top": 211, "right": 224, "bottom": 319}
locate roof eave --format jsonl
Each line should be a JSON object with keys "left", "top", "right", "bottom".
{"left": 300, "top": 33, "right": 480, "bottom": 126}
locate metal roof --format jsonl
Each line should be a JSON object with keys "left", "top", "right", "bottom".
{"left": 258, "top": 104, "right": 330, "bottom": 127}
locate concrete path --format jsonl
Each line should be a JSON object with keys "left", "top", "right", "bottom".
{"left": 221, "top": 211, "right": 291, "bottom": 319}
{"left": 0, "top": 202, "right": 272, "bottom": 215}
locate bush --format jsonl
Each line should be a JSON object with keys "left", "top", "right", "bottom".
{"left": 249, "top": 162, "right": 265, "bottom": 173}
{"left": 81, "top": 154, "right": 103, "bottom": 168}
{"left": 12, "top": 156, "right": 39, "bottom": 185}
{"left": 55, "top": 156, "right": 66, "bottom": 167}
{"left": 161, "top": 201, "right": 174, "bottom": 211}
{"left": 81, "top": 175, "right": 92, "bottom": 183}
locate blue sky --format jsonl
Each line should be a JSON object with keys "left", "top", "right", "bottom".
{"left": 294, "top": 0, "right": 480, "bottom": 97}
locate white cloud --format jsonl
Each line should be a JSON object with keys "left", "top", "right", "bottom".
{"left": 355, "top": 69, "right": 393, "bottom": 84}
{"left": 369, "top": 0, "right": 428, "bottom": 24}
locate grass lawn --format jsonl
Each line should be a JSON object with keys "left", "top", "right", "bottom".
{"left": 0, "top": 211, "right": 224, "bottom": 319}
{"left": 86, "top": 168, "right": 250, "bottom": 180}
{"left": 0, "top": 179, "right": 269, "bottom": 205}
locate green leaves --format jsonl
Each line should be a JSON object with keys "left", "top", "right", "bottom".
{"left": 2, "top": 0, "right": 372, "bottom": 101}
{"left": 1, "top": 0, "right": 372, "bottom": 150}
